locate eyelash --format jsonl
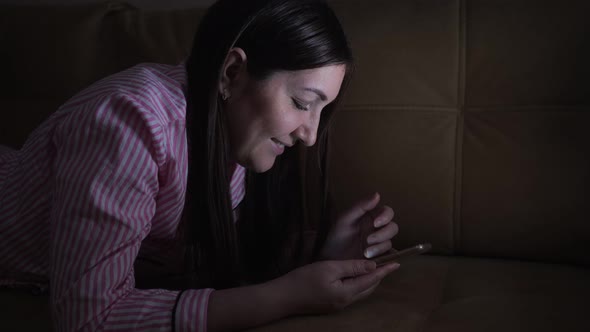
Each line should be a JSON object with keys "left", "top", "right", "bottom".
{"left": 291, "top": 98, "right": 310, "bottom": 111}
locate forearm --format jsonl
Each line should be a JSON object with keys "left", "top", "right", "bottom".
{"left": 207, "top": 277, "right": 294, "bottom": 332}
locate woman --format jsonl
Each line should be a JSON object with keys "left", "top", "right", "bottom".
{"left": 0, "top": 0, "right": 399, "bottom": 331}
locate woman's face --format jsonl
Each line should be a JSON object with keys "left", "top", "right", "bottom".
{"left": 224, "top": 62, "right": 346, "bottom": 173}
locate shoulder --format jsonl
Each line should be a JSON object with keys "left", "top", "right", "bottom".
{"left": 51, "top": 63, "right": 188, "bottom": 168}
{"left": 119, "top": 63, "right": 187, "bottom": 117}
{"left": 60, "top": 63, "right": 188, "bottom": 126}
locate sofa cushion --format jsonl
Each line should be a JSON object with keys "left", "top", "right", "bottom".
{"left": 326, "top": 0, "right": 590, "bottom": 265}
{"left": 0, "top": 99, "right": 64, "bottom": 149}
{"left": 3, "top": 255, "right": 588, "bottom": 331}
{"left": 0, "top": 2, "right": 202, "bottom": 102}
{"left": 249, "top": 255, "right": 590, "bottom": 332}
{"left": 2, "top": 0, "right": 589, "bottom": 264}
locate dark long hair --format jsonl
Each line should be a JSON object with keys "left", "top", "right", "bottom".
{"left": 181, "top": 0, "right": 353, "bottom": 289}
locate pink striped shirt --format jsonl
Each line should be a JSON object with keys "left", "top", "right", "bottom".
{"left": 0, "top": 63, "right": 246, "bottom": 331}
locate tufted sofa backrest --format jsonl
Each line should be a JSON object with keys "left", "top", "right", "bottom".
{"left": 1, "top": 0, "right": 588, "bottom": 265}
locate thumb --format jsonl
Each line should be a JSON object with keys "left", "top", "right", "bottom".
{"left": 334, "top": 259, "right": 377, "bottom": 279}
{"left": 338, "top": 192, "right": 380, "bottom": 225}
{"left": 339, "top": 261, "right": 381, "bottom": 295}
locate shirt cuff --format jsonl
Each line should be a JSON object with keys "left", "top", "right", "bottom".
{"left": 174, "top": 288, "right": 214, "bottom": 332}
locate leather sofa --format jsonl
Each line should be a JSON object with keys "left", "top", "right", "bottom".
{"left": 1, "top": 1, "right": 589, "bottom": 331}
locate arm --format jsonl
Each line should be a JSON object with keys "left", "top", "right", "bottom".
{"left": 206, "top": 280, "right": 289, "bottom": 332}
{"left": 49, "top": 94, "right": 210, "bottom": 331}
{"left": 50, "top": 93, "right": 398, "bottom": 332}
{"left": 206, "top": 259, "right": 400, "bottom": 332}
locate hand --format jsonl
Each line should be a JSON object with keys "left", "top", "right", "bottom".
{"left": 320, "top": 192, "right": 398, "bottom": 260}
{"left": 276, "top": 259, "right": 399, "bottom": 315}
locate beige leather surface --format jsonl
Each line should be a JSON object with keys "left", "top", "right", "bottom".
{"left": 461, "top": 110, "right": 590, "bottom": 264}
{"left": 0, "top": 3, "right": 203, "bottom": 147}
{"left": 1, "top": 0, "right": 588, "bottom": 264}
{"left": 249, "top": 255, "right": 590, "bottom": 332}
{"left": 329, "top": 108, "right": 457, "bottom": 254}
{"left": 1, "top": 1, "right": 589, "bottom": 330}
{"left": 465, "top": 0, "right": 589, "bottom": 106}
{"left": 325, "top": 0, "right": 590, "bottom": 264}
{"left": 459, "top": 0, "right": 590, "bottom": 264}
{"left": 330, "top": 0, "right": 460, "bottom": 107}
{"left": 4, "top": 255, "right": 589, "bottom": 331}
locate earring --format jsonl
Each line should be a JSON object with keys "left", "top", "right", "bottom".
{"left": 222, "top": 89, "right": 231, "bottom": 101}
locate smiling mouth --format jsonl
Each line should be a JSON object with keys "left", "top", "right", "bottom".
{"left": 271, "top": 138, "right": 291, "bottom": 155}
{"left": 271, "top": 138, "right": 291, "bottom": 148}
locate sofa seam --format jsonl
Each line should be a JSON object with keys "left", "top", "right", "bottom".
{"left": 452, "top": 0, "right": 467, "bottom": 256}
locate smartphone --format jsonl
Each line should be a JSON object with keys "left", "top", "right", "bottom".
{"left": 372, "top": 243, "right": 432, "bottom": 266}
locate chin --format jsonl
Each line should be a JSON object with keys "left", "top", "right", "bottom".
{"left": 247, "top": 156, "right": 277, "bottom": 173}
{"left": 251, "top": 161, "right": 275, "bottom": 173}
{"left": 235, "top": 148, "right": 277, "bottom": 173}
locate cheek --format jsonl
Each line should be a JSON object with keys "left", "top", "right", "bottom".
{"left": 253, "top": 97, "right": 295, "bottom": 136}
{"left": 263, "top": 112, "right": 296, "bottom": 135}
{"left": 231, "top": 85, "right": 300, "bottom": 148}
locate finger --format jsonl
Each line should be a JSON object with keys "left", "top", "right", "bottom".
{"left": 339, "top": 192, "right": 380, "bottom": 225}
{"left": 334, "top": 259, "right": 377, "bottom": 279}
{"left": 349, "top": 263, "right": 400, "bottom": 303}
{"left": 372, "top": 205, "right": 395, "bottom": 228}
{"left": 342, "top": 262, "right": 399, "bottom": 295}
{"left": 367, "top": 222, "right": 399, "bottom": 246}
{"left": 364, "top": 240, "right": 393, "bottom": 259}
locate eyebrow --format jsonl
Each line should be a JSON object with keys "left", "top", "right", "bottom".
{"left": 303, "top": 87, "right": 328, "bottom": 102}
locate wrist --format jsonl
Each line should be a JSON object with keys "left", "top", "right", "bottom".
{"left": 207, "top": 278, "right": 295, "bottom": 331}
{"left": 266, "top": 274, "right": 299, "bottom": 317}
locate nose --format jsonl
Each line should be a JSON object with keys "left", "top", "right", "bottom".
{"left": 293, "top": 112, "right": 320, "bottom": 147}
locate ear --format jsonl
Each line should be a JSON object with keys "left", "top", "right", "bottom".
{"left": 219, "top": 47, "right": 248, "bottom": 99}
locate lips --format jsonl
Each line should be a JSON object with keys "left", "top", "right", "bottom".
{"left": 271, "top": 138, "right": 288, "bottom": 155}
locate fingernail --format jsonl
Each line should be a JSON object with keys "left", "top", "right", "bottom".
{"left": 364, "top": 248, "right": 376, "bottom": 259}
{"left": 373, "top": 219, "right": 382, "bottom": 228}
{"left": 390, "top": 263, "right": 400, "bottom": 269}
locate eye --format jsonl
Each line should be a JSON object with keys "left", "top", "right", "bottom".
{"left": 291, "top": 98, "right": 310, "bottom": 111}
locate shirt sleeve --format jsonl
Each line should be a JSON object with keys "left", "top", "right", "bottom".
{"left": 49, "top": 94, "right": 212, "bottom": 331}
